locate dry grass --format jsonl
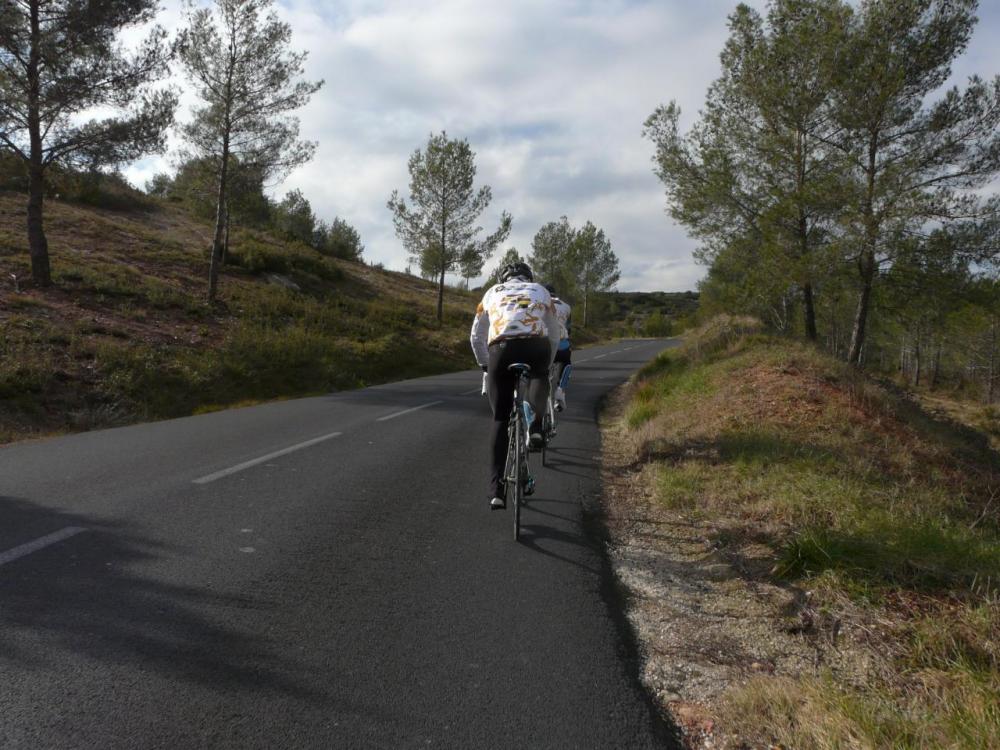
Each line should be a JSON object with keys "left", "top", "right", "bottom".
{"left": 605, "top": 317, "right": 1000, "bottom": 749}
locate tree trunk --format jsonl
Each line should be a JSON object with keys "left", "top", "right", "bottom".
{"left": 436, "top": 213, "right": 448, "bottom": 324}
{"left": 26, "top": 0, "right": 51, "bottom": 287}
{"left": 795, "top": 135, "right": 816, "bottom": 342}
{"left": 803, "top": 282, "right": 817, "bottom": 341}
{"left": 207, "top": 142, "right": 230, "bottom": 303}
{"left": 221, "top": 201, "right": 231, "bottom": 266}
{"left": 849, "top": 132, "right": 880, "bottom": 367}
{"left": 930, "top": 341, "right": 941, "bottom": 390}
{"left": 848, "top": 249, "right": 875, "bottom": 365}
{"left": 27, "top": 161, "right": 50, "bottom": 286}
{"left": 436, "top": 266, "right": 445, "bottom": 324}
{"left": 989, "top": 317, "right": 998, "bottom": 404}
{"left": 913, "top": 330, "right": 922, "bottom": 387}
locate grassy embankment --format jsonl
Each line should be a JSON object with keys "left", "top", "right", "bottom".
{"left": 0, "top": 191, "right": 476, "bottom": 443}
{"left": 611, "top": 316, "right": 999, "bottom": 748}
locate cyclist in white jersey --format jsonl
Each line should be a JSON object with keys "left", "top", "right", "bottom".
{"left": 544, "top": 284, "right": 572, "bottom": 412}
{"left": 470, "top": 262, "right": 560, "bottom": 509}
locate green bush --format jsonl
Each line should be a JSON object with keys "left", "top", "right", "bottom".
{"left": 49, "top": 168, "right": 154, "bottom": 211}
{"left": 229, "top": 239, "right": 290, "bottom": 274}
{"left": 286, "top": 248, "right": 342, "bottom": 281}
{"left": 644, "top": 310, "right": 672, "bottom": 337}
{"left": 228, "top": 238, "right": 342, "bottom": 282}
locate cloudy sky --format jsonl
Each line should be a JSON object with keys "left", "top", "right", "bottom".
{"left": 124, "top": 0, "right": 1000, "bottom": 293}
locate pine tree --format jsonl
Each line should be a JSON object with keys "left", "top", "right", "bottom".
{"left": 571, "top": 221, "right": 620, "bottom": 327}
{"left": 644, "top": 0, "right": 850, "bottom": 340}
{"left": 179, "top": 0, "right": 322, "bottom": 302}
{"left": 0, "top": 0, "right": 176, "bottom": 285}
{"left": 832, "top": 0, "right": 1000, "bottom": 363}
{"left": 388, "top": 132, "right": 511, "bottom": 323}
{"left": 529, "top": 217, "right": 578, "bottom": 300}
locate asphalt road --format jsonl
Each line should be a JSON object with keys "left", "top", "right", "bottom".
{"left": 0, "top": 337, "right": 679, "bottom": 749}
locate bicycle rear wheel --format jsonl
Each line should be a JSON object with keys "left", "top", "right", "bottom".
{"left": 541, "top": 412, "right": 550, "bottom": 467}
{"left": 513, "top": 404, "right": 523, "bottom": 540}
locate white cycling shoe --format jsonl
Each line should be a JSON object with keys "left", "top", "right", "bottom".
{"left": 554, "top": 387, "right": 566, "bottom": 412}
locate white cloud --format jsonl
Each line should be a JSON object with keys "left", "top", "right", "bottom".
{"left": 123, "top": 0, "right": 1000, "bottom": 293}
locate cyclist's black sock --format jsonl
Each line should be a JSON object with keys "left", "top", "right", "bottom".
{"left": 489, "top": 417, "right": 509, "bottom": 497}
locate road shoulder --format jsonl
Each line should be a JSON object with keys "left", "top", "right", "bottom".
{"left": 598, "top": 384, "right": 867, "bottom": 749}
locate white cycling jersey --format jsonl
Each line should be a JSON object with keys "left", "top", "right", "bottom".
{"left": 553, "top": 297, "right": 571, "bottom": 342}
{"left": 470, "top": 279, "right": 560, "bottom": 368}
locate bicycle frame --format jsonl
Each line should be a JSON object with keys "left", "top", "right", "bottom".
{"left": 503, "top": 365, "right": 532, "bottom": 540}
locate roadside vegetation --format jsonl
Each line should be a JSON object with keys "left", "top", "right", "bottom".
{"left": 645, "top": 0, "right": 1000, "bottom": 387}
{"left": 0, "top": 190, "right": 474, "bottom": 443}
{"left": 605, "top": 317, "right": 1000, "bottom": 748}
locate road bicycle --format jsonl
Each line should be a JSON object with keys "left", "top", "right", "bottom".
{"left": 503, "top": 363, "right": 535, "bottom": 541}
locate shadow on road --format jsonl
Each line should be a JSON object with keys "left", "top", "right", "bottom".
{"left": 516, "top": 520, "right": 602, "bottom": 576}
{"left": 539, "top": 445, "right": 600, "bottom": 480}
{"left": 0, "top": 495, "right": 322, "bottom": 701}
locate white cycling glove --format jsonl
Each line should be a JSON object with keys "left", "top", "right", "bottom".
{"left": 481, "top": 371, "right": 489, "bottom": 396}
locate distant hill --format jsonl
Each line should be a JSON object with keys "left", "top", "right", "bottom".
{"left": 601, "top": 290, "right": 700, "bottom": 335}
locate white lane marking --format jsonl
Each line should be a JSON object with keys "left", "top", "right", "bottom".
{"left": 193, "top": 431, "right": 343, "bottom": 484}
{"left": 461, "top": 388, "right": 481, "bottom": 395}
{"left": 593, "top": 353, "right": 608, "bottom": 359}
{"left": 376, "top": 400, "right": 443, "bottom": 422}
{"left": 0, "top": 527, "right": 87, "bottom": 567}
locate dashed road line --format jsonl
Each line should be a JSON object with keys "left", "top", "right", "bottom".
{"left": 461, "top": 388, "right": 482, "bottom": 396}
{"left": 376, "top": 400, "right": 443, "bottom": 422}
{"left": 193, "top": 431, "right": 343, "bottom": 484}
{"left": 0, "top": 527, "right": 87, "bottom": 567}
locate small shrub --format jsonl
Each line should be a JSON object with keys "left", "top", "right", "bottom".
{"left": 228, "top": 239, "right": 289, "bottom": 274}
{"left": 644, "top": 309, "right": 672, "bottom": 337}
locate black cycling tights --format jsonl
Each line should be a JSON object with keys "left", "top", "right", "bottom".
{"left": 486, "top": 337, "right": 552, "bottom": 498}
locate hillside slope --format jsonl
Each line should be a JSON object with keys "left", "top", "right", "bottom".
{"left": 603, "top": 317, "right": 1000, "bottom": 748}
{"left": 0, "top": 191, "right": 476, "bottom": 443}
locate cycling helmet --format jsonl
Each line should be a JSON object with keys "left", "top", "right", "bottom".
{"left": 500, "top": 261, "right": 533, "bottom": 283}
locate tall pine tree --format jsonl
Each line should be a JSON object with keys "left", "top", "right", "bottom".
{"left": 179, "top": 0, "right": 322, "bottom": 302}
{"left": 0, "top": 0, "right": 176, "bottom": 285}
{"left": 388, "top": 132, "right": 511, "bottom": 323}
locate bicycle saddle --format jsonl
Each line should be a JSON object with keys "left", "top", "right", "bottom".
{"left": 507, "top": 363, "right": 531, "bottom": 375}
